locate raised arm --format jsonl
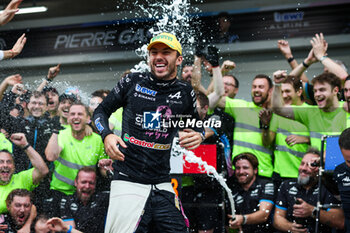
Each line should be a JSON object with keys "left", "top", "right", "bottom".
{"left": 220, "top": 60, "right": 236, "bottom": 76}
{"left": 191, "top": 55, "right": 207, "bottom": 94}
{"left": 0, "top": 0, "right": 22, "bottom": 26}
{"left": 0, "top": 74, "right": 22, "bottom": 101}
{"left": 311, "top": 33, "right": 349, "bottom": 85}
{"left": 277, "top": 40, "right": 309, "bottom": 83}
{"left": 207, "top": 60, "right": 236, "bottom": 94}
{"left": 37, "top": 64, "right": 61, "bottom": 92}
{"left": 45, "top": 132, "right": 62, "bottom": 162}
{"left": 271, "top": 70, "right": 295, "bottom": 120}
{"left": 259, "top": 109, "right": 276, "bottom": 147}
{"left": 289, "top": 46, "right": 318, "bottom": 78}
{"left": 204, "top": 46, "right": 225, "bottom": 110}
{"left": 10, "top": 133, "right": 49, "bottom": 184}
{"left": 1, "top": 33, "right": 26, "bottom": 60}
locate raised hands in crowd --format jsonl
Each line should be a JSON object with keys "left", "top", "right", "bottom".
{"left": 0, "top": 0, "right": 22, "bottom": 26}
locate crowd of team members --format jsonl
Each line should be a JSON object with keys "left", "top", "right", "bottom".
{"left": 179, "top": 33, "right": 350, "bottom": 232}
{"left": 1, "top": 1, "right": 350, "bottom": 232}
{"left": 0, "top": 63, "right": 115, "bottom": 232}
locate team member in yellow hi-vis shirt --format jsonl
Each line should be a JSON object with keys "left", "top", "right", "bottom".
{"left": 272, "top": 71, "right": 346, "bottom": 151}
{"left": 273, "top": 33, "right": 348, "bottom": 151}
{"left": 214, "top": 74, "right": 274, "bottom": 178}
{"left": 342, "top": 76, "right": 350, "bottom": 127}
{"left": 46, "top": 102, "right": 107, "bottom": 196}
{"left": 109, "top": 107, "right": 123, "bottom": 137}
{"left": 260, "top": 75, "right": 310, "bottom": 181}
{"left": 0, "top": 132, "right": 12, "bottom": 153}
{"left": 0, "top": 133, "right": 48, "bottom": 214}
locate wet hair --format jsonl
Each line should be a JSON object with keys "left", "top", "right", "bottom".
{"left": 76, "top": 167, "right": 97, "bottom": 181}
{"left": 59, "top": 93, "right": 77, "bottom": 103}
{"left": 29, "top": 90, "right": 48, "bottom": 105}
{"left": 6, "top": 189, "right": 32, "bottom": 207}
{"left": 91, "top": 89, "right": 110, "bottom": 99}
{"left": 233, "top": 152, "right": 259, "bottom": 170}
{"left": 283, "top": 75, "right": 303, "bottom": 92}
{"left": 339, "top": 128, "right": 350, "bottom": 150}
{"left": 305, "top": 147, "right": 321, "bottom": 157}
{"left": 224, "top": 74, "right": 239, "bottom": 88}
{"left": 31, "top": 214, "right": 49, "bottom": 232}
{"left": 42, "top": 86, "right": 59, "bottom": 95}
{"left": 69, "top": 102, "right": 90, "bottom": 117}
{"left": 253, "top": 74, "right": 273, "bottom": 89}
{"left": 121, "top": 70, "right": 132, "bottom": 78}
{"left": 196, "top": 91, "right": 209, "bottom": 108}
{"left": 311, "top": 72, "right": 341, "bottom": 91}
{"left": 345, "top": 76, "right": 350, "bottom": 83}
{"left": 0, "top": 149, "right": 13, "bottom": 158}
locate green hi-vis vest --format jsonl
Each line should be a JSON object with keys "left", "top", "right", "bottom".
{"left": 109, "top": 107, "right": 123, "bottom": 137}
{"left": 0, "top": 133, "right": 12, "bottom": 153}
{"left": 50, "top": 127, "right": 107, "bottom": 195}
{"left": 347, "top": 112, "right": 350, "bottom": 128}
{"left": 225, "top": 98, "right": 273, "bottom": 178}
{"left": 0, "top": 169, "right": 36, "bottom": 214}
{"left": 270, "top": 113, "right": 309, "bottom": 178}
{"left": 293, "top": 104, "right": 346, "bottom": 151}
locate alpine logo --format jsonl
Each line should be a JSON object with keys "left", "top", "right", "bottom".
{"left": 342, "top": 176, "right": 350, "bottom": 186}
{"left": 168, "top": 91, "right": 181, "bottom": 99}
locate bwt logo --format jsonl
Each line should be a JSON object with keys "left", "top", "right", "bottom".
{"left": 274, "top": 12, "right": 304, "bottom": 22}
{"left": 143, "top": 111, "right": 161, "bottom": 129}
{"left": 135, "top": 84, "right": 157, "bottom": 96}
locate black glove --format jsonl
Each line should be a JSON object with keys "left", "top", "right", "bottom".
{"left": 205, "top": 45, "right": 219, "bottom": 67}
{"left": 195, "top": 43, "right": 206, "bottom": 57}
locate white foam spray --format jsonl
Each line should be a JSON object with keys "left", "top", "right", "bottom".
{"left": 130, "top": 0, "right": 200, "bottom": 73}
{"left": 172, "top": 139, "right": 236, "bottom": 219}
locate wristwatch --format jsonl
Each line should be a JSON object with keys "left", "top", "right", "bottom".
{"left": 242, "top": 215, "right": 247, "bottom": 225}
{"left": 200, "top": 131, "right": 206, "bottom": 141}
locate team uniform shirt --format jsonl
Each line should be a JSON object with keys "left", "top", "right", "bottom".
{"left": 270, "top": 110, "right": 309, "bottom": 178}
{"left": 50, "top": 127, "right": 106, "bottom": 195}
{"left": 333, "top": 162, "right": 350, "bottom": 231}
{"left": 293, "top": 104, "right": 346, "bottom": 150}
{"left": 224, "top": 98, "right": 273, "bottom": 177}
{"left": 207, "top": 107, "right": 234, "bottom": 149}
{"left": 25, "top": 115, "right": 57, "bottom": 161}
{"left": 60, "top": 191, "right": 109, "bottom": 233}
{"left": 93, "top": 72, "right": 202, "bottom": 184}
{"left": 0, "top": 133, "right": 12, "bottom": 153}
{"left": 0, "top": 169, "right": 36, "bottom": 213}
{"left": 227, "top": 177, "right": 275, "bottom": 232}
{"left": 275, "top": 180, "right": 340, "bottom": 233}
